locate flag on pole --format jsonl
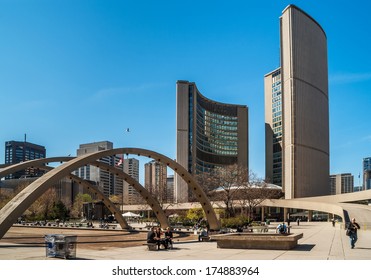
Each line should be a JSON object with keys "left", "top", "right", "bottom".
{"left": 117, "top": 156, "right": 123, "bottom": 166}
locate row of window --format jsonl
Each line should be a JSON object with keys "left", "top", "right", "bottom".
{"left": 196, "top": 140, "right": 238, "bottom": 156}
{"left": 272, "top": 100, "right": 282, "bottom": 109}
{"left": 273, "top": 116, "right": 282, "bottom": 123}
{"left": 273, "top": 111, "right": 282, "bottom": 118}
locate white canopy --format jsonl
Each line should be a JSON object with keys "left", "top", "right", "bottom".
{"left": 122, "top": 212, "right": 140, "bottom": 217}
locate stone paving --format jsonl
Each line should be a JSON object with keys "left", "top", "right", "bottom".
{"left": 1, "top": 222, "right": 371, "bottom": 260}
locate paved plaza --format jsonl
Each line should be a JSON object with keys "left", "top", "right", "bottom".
{"left": 0, "top": 222, "right": 371, "bottom": 260}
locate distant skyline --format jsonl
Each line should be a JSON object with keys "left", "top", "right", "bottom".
{"left": 1, "top": 0, "right": 371, "bottom": 184}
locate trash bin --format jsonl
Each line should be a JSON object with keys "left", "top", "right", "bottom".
{"left": 45, "top": 234, "right": 77, "bottom": 259}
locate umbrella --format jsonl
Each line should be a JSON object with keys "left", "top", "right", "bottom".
{"left": 122, "top": 212, "right": 140, "bottom": 217}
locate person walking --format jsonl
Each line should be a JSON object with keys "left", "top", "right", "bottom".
{"left": 347, "top": 218, "right": 361, "bottom": 249}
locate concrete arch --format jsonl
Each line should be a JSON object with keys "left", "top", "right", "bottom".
{"left": 0, "top": 157, "right": 169, "bottom": 229}
{"left": 0, "top": 157, "right": 74, "bottom": 179}
{"left": 0, "top": 157, "right": 170, "bottom": 238}
{"left": 0, "top": 158, "right": 131, "bottom": 234}
{"left": 0, "top": 148, "right": 220, "bottom": 239}
{"left": 42, "top": 165, "right": 131, "bottom": 230}
{"left": 118, "top": 148, "right": 220, "bottom": 230}
{"left": 87, "top": 161, "right": 169, "bottom": 229}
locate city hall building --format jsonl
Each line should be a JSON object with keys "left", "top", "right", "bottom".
{"left": 265, "top": 5, "right": 330, "bottom": 198}
{"left": 175, "top": 80, "right": 248, "bottom": 203}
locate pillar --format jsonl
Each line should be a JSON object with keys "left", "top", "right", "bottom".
{"left": 283, "top": 207, "right": 289, "bottom": 222}
{"left": 261, "top": 207, "right": 265, "bottom": 222}
{"left": 308, "top": 210, "right": 313, "bottom": 222}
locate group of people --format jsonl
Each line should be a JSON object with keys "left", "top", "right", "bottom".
{"left": 276, "top": 222, "right": 288, "bottom": 234}
{"left": 147, "top": 227, "right": 173, "bottom": 250}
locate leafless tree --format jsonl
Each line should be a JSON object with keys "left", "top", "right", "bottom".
{"left": 196, "top": 164, "right": 249, "bottom": 218}
{"left": 237, "top": 173, "right": 283, "bottom": 220}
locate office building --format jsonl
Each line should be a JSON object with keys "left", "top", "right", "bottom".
{"left": 265, "top": 5, "right": 330, "bottom": 198}
{"left": 144, "top": 160, "right": 168, "bottom": 203}
{"left": 264, "top": 69, "right": 283, "bottom": 186}
{"left": 166, "top": 175, "right": 175, "bottom": 204}
{"left": 122, "top": 158, "right": 140, "bottom": 204}
{"left": 4, "top": 140, "right": 46, "bottom": 179}
{"left": 330, "top": 173, "right": 354, "bottom": 195}
{"left": 363, "top": 157, "right": 371, "bottom": 190}
{"left": 176, "top": 80, "right": 248, "bottom": 203}
{"left": 75, "top": 141, "right": 122, "bottom": 198}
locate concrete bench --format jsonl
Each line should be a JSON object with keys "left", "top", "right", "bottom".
{"left": 199, "top": 236, "right": 210, "bottom": 242}
{"left": 245, "top": 225, "right": 291, "bottom": 234}
{"left": 211, "top": 232, "right": 303, "bottom": 250}
{"left": 144, "top": 243, "right": 158, "bottom": 251}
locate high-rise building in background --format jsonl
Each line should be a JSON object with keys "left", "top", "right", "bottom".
{"left": 75, "top": 141, "right": 122, "bottom": 198}
{"left": 363, "top": 157, "right": 371, "bottom": 190}
{"left": 122, "top": 158, "right": 140, "bottom": 204}
{"left": 264, "top": 69, "right": 283, "bottom": 186}
{"left": 3, "top": 138, "right": 76, "bottom": 204}
{"left": 265, "top": 5, "right": 330, "bottom": 198}
{"left": 144, "top": 160, "right": 168, "bottom": 203}
{"left": 4, "top": 139, "right": 46, "bottom": 179}
{"left": 166, "top": 175, "right": 175, "bottom": 204}
{"left": 176, "top": 80, "right": 249, "bottom": 203}
{"left": 330, "top": 173, "right": 354, "bottom": 195}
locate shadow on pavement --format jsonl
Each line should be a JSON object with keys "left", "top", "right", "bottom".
{"left": 292, "top": 244, "right": 315, "bottom": 251}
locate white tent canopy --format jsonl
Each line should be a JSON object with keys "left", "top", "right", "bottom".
{"left": 122, "top": 211, "right": 140, "bottom": 217}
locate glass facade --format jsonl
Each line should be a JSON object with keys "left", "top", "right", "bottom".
{"left": 363, "top": 157, "right": 371, "bottom": 190}
{"left": 271, "top": 69, "right": 283, "bottom": 186}
{"left": 176, "top": 80, "right": 248, "bottom": 202}
{"left": 188, "top": 86, "right": 246, "bottom": 174}
{"left": 4, "top": 141, "right": 46, "bottom": 179}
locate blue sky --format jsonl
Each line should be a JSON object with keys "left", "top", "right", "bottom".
{"left": 1, "top": 0, "right": 371, "bottom": 184}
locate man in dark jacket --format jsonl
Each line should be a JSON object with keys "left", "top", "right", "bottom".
{"left": 347, "top": 218, "right": 361, "bottom": 249}
{"left": 147, "top": 227, "right": 160, "bottom": 249}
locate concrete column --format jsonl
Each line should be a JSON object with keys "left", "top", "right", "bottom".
{"left": 261, "top": 207, "right": 265, "bottom": 222}
{"left": 284, "top": 208, "right": 288, "bottom": 222}
{"left": 308, "top": 210, "right": 313, "bottom": 222}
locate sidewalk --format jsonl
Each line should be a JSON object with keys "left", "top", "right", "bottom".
{"left": 1, "top": 222, "right": 370, "bottom": 260}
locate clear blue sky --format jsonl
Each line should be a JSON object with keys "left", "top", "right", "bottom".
{"left": 1, "top": 0, "right": 371, "bottom": 184}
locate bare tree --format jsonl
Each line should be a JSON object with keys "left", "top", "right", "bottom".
{"left": 197, "top": 164, "right": 249, "bottom": 218}
{"left": 237, "top": 173, "right": 283, "bottom": 221}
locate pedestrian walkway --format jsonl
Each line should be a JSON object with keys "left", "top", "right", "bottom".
{"left": 1, "top": 222, "right": 370, "bottom": 260}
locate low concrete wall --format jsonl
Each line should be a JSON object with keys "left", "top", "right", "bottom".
{"left": 210, "top": 232, "right": 303, "bottom": 250}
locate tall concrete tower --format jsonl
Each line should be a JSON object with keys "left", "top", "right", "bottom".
{"left": 265, "top": 5, "right": 330, "bottom": 198}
